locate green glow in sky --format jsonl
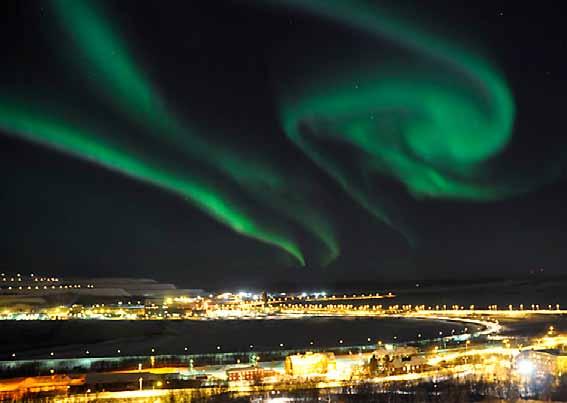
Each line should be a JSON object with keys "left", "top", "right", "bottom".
{"left": 0, "top": 101, "right": 305, "bottom": 265}
{"left": 0, "top": 0, "right": 539, "bottom": 264}
{"left": 274, "top": 0, "right": 519, "bottom": 241}
{"left": 22, "top": 0, "right": 343, "bottom": 265}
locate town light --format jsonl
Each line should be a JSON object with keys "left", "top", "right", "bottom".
{"left": 516, "top": 360, "right": 535, "bottom": 376}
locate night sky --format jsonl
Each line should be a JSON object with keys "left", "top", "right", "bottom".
{"left": 1, "top": 0, "right": 566, "bottom": 289}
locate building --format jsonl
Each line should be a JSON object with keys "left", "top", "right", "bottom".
{"left": 370, "top": 346, "right": 425, "bottom": 374}
{"left": 284, "top": 352, "right": 336, "bottom": 377}
{"left": 0, "top": 375, "right": 85, "bottom": 401}
{"left": 515, "top": 349, "right": 567, "bottom": 377}
{"left": 226, "top": 366, "right": 277, "bottom": 382}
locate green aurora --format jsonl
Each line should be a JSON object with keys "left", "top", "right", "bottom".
{"left": 0, "top": 101, "right": 306, "bottom": 264}
{"left": 48, "top": 0, "right": 344, "bottom": 266}
{"left": 0, "top": 0, "right": 349, "bottom": 266}
{"left": 0, "top": 0, "right": 546, "bottom": 265}
{"left": 271, "top": 0, "right": 524, "bottom": 241}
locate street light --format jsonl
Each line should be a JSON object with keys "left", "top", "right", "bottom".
{"left": 465, "top": 340, "right": 471, "bottom": 364}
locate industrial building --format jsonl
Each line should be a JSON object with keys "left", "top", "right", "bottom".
{"left": 284, "top": 352, "right": 336, "bottom": 377}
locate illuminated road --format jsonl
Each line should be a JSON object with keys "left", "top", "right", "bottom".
{"left": 244, "top": 292, "right": 396, "bottom": 307}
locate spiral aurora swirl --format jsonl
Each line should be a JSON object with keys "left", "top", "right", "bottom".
{"left": 273, "top": 0, "right": 524, "bottom": 241}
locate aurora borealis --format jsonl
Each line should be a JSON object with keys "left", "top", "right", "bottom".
{"left": 273, "top": 0, "right": 522, "bottom": 242}
{"left": 0, "top": 0, "right": 565, "bottom": 280}
{"left": 0, "top": 0, "right": 344, "bottom": 266}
